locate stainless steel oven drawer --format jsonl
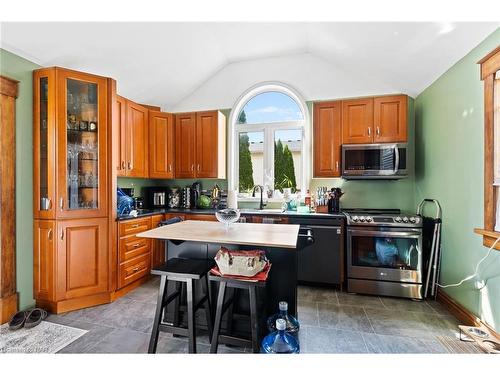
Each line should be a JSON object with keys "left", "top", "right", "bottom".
{"left": 347, "top": 265, "right": 422, "bottom": 283}
{"left": 348, "top": 278, "right": 423, "bottom": 299}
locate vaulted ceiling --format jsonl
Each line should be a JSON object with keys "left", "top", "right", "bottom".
{"left": 1, "top": 22, "right": 498, "bottom": 111}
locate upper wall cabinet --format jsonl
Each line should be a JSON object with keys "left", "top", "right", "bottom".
{"left": 373, "top": 95, "right": 407, "bottom": 143}
{"left": 175, "top": 110, "right": 226, "bottom": 179}
{"left": 342, "top": 94, "right": 408, "bottom": 144}
{"left": 313, "top": 101, "right": 342, "bottom": 177}
{"left": 342, "top": 98, "right": 374, "bottom": 144}
{"left": 115, "top": 97, "right": 149, "bottom": 178}
{"left": 33, "top": 67, "right": 108, "bottom": 220}
{"left": 149, "top": 111, "right": 174, "bottom": 179}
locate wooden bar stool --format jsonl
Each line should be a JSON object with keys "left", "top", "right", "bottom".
{"left": 148, "top": 258, "right": 214, "bottom": 354}
{"left": 209, "top": 275, "right": 267, "bottom": 353}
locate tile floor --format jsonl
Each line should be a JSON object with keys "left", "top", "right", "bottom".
{"left": 47, "top": 277, "right": 465, "bottom": 354}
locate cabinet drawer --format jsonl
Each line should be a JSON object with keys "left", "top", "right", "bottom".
{"left": 186, "top": 213, "right": 217, "bottom": 221}
{"left": 118, "top": 253, "right": 151, "bottom": 289}
{"left": 119, "top": 217, "right": 151, "bottom": 237}
{"left": 119, "top": 236, "right": 151, "bottom": 263}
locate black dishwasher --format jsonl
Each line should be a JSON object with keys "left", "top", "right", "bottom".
{"left": 289, "top": 216, "right": 344, "bottom": 286}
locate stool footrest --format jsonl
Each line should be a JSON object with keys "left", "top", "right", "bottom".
{"left": 159, "top": 323, "right": 189, "bottom": 337}
{"left": 218, "top": 334, "right": 252, "bottom": 349}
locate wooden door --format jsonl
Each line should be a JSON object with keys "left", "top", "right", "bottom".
{"left": 116, "top": 95, "right": 127, "bottom": 176}
{"left": 175, "top": 113, "right": 196, "bottom": 178}
{"left": 195, "top": 111, "right": 218, "bottom": 178}
{"left": 150, "top": 215, "right": 165, "bottom": 269}
{"left": 33, "top": 69, "right": 57, "bottom": 220}
{"left": 313, "top": 101, "right": 342, "bottom": 177}
{"left": 342, "top": 98, "right": 374, "bottom": 144}
{"left": 33, "top": 220, "right": 56, "bottom": 302}
{"left": 373, "top": 95, "right": 408, "bottom": 143}
{"left": 56, "top": 69, "right": 108, "bottom": 219}
{"left": 56, "top": 218, "right": 108, "bottom": 300}
{"left": 149, "top": 111, "right": 174, "bottom": 178}
{"left": 126, "top": 101, "right": 149, "bottom": 177}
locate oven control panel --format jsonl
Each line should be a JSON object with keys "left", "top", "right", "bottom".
{"left": 345, "top": 213, "right": 422, "bottom": 227}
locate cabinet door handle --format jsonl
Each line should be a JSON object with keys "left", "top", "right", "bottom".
{"left": 132, "top": 267, "right": 140, "bottom": 273}
{"left": 131, "top": 224, "right": 139, "bottom": 228}
{"left": 47, "top": 229, "right": 52, "bottom": 240}
{"left": 60, "top": 229, "right": 64, "bottom": 240}
{"left": 59, "top": 197, "right": 64, "bottom": 210}
{"left": 336, "top": 161, "right": 339, "bottom": 171}
{"left": 127, "top": 161, "right": 132, "bottom": 170}
{"left": 197, "top": 164, "right": 200, "bottom": 172}
{"left": 133, "top": 243, "right": 141, "bottom": 248}
{"left": 367, "top": 127, "right": 371, "bottom": 136}
{"left": 121, "top": 161, "right": 125, "bottom": 170}
{"left": 169, "top": 164, "right": 172, "bottom": 172}
{"left": 191, "top": 164, "right": 194, "bottom": 172}
{"left": 376, "top": 126, "right": 380, "bottom": 136}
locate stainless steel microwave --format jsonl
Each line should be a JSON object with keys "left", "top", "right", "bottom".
{"left": 342, "top": 143, "right": 407, "bottom": 179}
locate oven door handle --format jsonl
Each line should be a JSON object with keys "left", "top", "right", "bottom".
{"left": 348, "top": 229, "right": 421, "bottom": 238}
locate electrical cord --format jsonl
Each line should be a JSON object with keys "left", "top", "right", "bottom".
{"left": 436, "top": 236, "right": 500, "bottom": 289}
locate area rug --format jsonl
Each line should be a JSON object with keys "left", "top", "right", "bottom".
{"left": 0, "top": 321, "right": 87, "bottom": 353}
{"left": 436, "top": 336, "right": 485, "bottom": 354}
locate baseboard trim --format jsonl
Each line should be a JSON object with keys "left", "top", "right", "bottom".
{"left": 437, "top": 288, "right": 499, "bottom": 339}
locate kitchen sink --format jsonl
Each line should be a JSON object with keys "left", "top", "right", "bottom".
{"left": 239, "top": 208, "right": 285, "bottom": 214}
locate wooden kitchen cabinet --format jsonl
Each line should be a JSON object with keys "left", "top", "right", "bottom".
{"left": 342, "top": 94, "right": 408, "bottom": 144}
{"left": 117, "top": 217, "right": 152, "bottom": 289}
{"left": 126, "top": 101, "right": 149, "bottom": 177}
{"left": 313, "top": 101, "right": 342, "bottom": 177}
{"left": 175, "top": 113, "right": 197, "bottom": 178}
{"left": 33, "top": 67, "right": 113, "bottom": 313}
{"left": 342, "top": 98, "right": 374, "bottom": 144}
{"left": 34, "top": 67, "right": 109, "bottom": 220}
{"left": 116, "top": 95, "right": 127, "bottom": 176}
{"left": 373, "top": 95, "right": 407, "bottom": 143}
{"left": 34, "top": 218, "right": 109, "bottom": 312}
{"left": 175, "top": 110, "right": 226, "bottom": 179}
{"left": 149, "top": 111, "right": 174, "bottom": 178}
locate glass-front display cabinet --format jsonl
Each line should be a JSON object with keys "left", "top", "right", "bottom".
{"left": 33, "top": 67, "right": 108, "bottom": 219}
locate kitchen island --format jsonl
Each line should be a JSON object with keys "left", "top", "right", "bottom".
{"left": 137, "top": 220, "right": 304, "bottom": 325}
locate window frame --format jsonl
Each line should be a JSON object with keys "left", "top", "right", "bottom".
{"left": 228, "top": 82, "right": 310, "bottom": 195}
{"left": 475, "top": 46, "right": 500, "bottom": 250}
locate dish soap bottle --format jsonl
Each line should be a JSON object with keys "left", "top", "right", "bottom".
{"left": 267, "top": 301, "right": 300, "bottom": 337}
{"left": 261, "top": 318, "right": 300, "bottom": 354}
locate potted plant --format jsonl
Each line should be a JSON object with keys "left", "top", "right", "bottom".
{"left": 279, "top": 175, "right": 294, "bottom": 199}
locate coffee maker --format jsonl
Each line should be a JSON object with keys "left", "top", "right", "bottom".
{"left": 191, "top": 182, "right": 201, "bottom": 209}
{"left": 144, "top": 187, "right": 168, "bottom": 209}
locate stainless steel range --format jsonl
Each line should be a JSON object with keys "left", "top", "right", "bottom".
{"left": 344, "top": 209, "right": 423, "bottom": 299}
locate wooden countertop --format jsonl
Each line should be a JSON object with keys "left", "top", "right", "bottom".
{"left": 137, "top": 220, "right": 300, "bottom": 249}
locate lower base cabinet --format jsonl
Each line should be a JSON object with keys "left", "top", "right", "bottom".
{"left": 34, "top": 218, "right": 109, "bottom": 313}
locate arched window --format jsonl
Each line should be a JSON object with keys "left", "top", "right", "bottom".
{"left": 229, "top": 83, "right": 309, "bottom": 196}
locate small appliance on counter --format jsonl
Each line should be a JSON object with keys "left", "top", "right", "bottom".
{"left": 117, "top": 188, "right": 134, "bottom": 215}
{"left": 133, "top": 197, "right": 144, "bottom": 209}
{"left": 181, "top": 186, "right": 191, "bottom": 209}
{"left": 168, "top": 187, "right": 181, "bottom": 208}
{"left": 327, "top": 188, "right": 344, "bottom": 213}
{"left": 191, "top": 182, "right": 201, "bottom": 208}
{"left": 144, "top": 186, "right": 168, "bottom": 209}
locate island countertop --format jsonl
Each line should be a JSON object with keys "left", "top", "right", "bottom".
{"left": 136, "top": 220, "right": 300, "bottom": 249}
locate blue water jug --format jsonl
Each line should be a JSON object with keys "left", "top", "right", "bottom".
{"left": 261, "top": 318, "right": 300, "bottom": 354}
{"left": 267, "top": 301, "right": 300, "bottom": 338}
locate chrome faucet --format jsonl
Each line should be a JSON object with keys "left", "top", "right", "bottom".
{"left": 252, "top": 185, "right": 267, "bottom": 210}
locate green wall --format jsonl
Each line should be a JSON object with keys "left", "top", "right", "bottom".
{"left": 0, "top": 49, "right": 41, "bottom": 310}
{"left": 415, "top": 28, "right": 500, "bottom": 330}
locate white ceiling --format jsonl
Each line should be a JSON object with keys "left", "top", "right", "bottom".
{"left": 1, "top": 22, "right": 498, "bottom": 111}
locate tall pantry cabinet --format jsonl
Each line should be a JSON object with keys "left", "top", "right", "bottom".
{"left": 33, "top": 67, "right": 112, "bottom": 313}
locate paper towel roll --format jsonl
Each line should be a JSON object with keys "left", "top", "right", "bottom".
{"left": 227, "top": 190, "right": 238, "bottom": 209}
